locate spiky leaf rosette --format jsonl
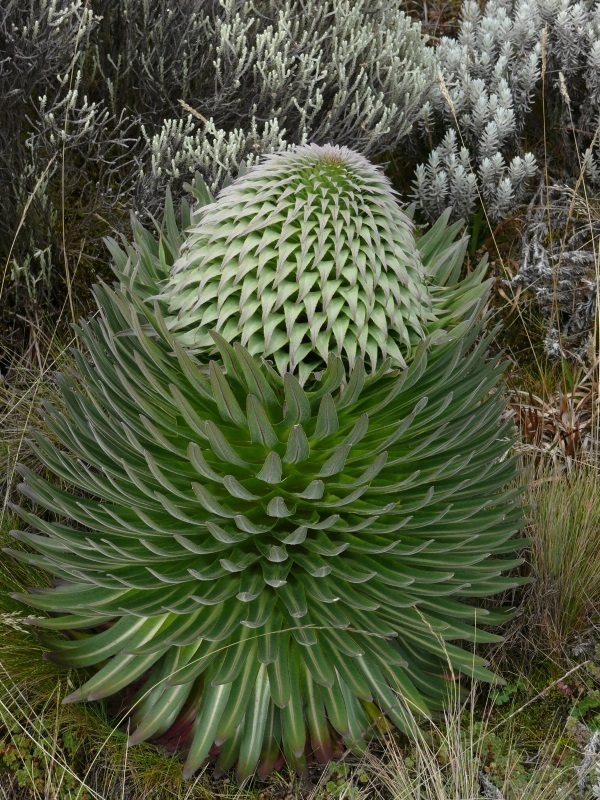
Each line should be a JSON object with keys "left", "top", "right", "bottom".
{"left": 8, "top": 281, "right": 524, "bottom": 781}
{"left": 157, "top": 144, "right": 436, "bottom": 384}
{"left": 110, "top": 165, "right": 492, "bottom": 387}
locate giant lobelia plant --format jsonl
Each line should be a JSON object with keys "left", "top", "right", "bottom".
{"left": 8, "top": 145, "right": 524, "bottom": 782}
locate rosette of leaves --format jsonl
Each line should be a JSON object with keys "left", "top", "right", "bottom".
{"left": 152, "top": 145, "right": 490, "bottom": 384}
{"left": 7, "top": 278, "right": 524, "bottom": 781}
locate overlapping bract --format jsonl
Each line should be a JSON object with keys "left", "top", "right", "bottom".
{"left": 110, "top": 163, "right": 492, "bottom": 386}
{"left": 8, "top": 275, "right": 523, "bottom": 780}
{"left": 158, "top": 145, "right": 435, "bottom": 383}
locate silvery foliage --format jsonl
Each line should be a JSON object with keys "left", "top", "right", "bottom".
{"left": 584, "top": 124, "right": 600, "bottom": 187}
{"left": 138, "top": 0, "right": 436, "bottom": 202}
{"left": 1, "top": 0, "right": 435, "bottom": 307}
{"left": 587, "top": 141, "right": 600, "bottom": 185}
{"left": 19, "top": 76, "right": 139, "bottom": 299}
{"left": 1, "top": 1, "right": 139, "bottom": 306}
{"left": 503, "top": 0, "right": 600, "bottom": 365}
{"left": 413, "top": 131, "right": 479, "bottom": 221}
{"left": 505, "top": 182, "right": 599, "bottom": 361}
{"left": 414, "top": 0, "right": 540, "bottom": 222}
{"left": 538, "top": 0, "right": 600, "bottom": 131}
{"left": 479, "top": 771, "right": 506, "bottom": 800}
{"left": 9, "top": 164, "right": 57, "bottom": 303}
{"left": 1, "top": 0, "right": 96, "bottom": 302}
{"left": 413, "top": 129, "right": 537, "bottom": 221}
{"left": 415, "top": 0, "right": 600, "bottom": 224}
{"left": 576, "top": 730, "right": 600, "bottom": 795}
{"left": 139, "top": 116, "right": 291, "bottom": 204}
{"left": 88, "top": 0, "right": 213, "bottom": 118}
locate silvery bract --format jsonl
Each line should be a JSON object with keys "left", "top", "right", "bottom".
{"left": 157, "top": 145, "right": 485, "bottom": 384}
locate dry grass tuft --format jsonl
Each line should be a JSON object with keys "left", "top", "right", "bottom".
{"left": 522, "top": 462, "right": 600, "bottom": 656}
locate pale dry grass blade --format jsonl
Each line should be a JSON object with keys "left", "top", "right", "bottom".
{"left": 0, "top": 669, "right": 106, "bottom": 800}
{"left": 357, "top": 680, "right": 582, "bottom": 800}
{"left": 0, "top": 155, "right": 57, "bottom": 304}
{"left": 526, "top": 462, "right": 600, "bottom": 651}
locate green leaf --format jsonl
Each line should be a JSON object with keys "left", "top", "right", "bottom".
{"left": 170, "top": 340, "right": 214, "bottom": 401}
{"left": 242, "top": 590, "right": 277, "bottom": 627}
{"left": 182, "top": 682, "right": 232, "bottom": 779}
{"left": 358, "top": 659, "right": 422, "bottom": 733}
{"left": 300, "top": 641, "right": 335, "bottom": 688}
{"left": 313, "top": 393, "right": 339, "bottom": 438}
{"left": 128, "top": 611, "right": 205, "bottom": 654}
{"left": 128, "top": 681, "right": 192, "bottom": 745}
{"left": 191, "top": 484, "right": 235, "bottom": 518}
{"left": 247, "top": 395, "right": 279, "bottom": 447}
{"left": 257, "top": 613, "right": 282, "bottom": 665}
{"left": 234, "top": 515, "right": 274, "bottom": 534}
{"left": 281, "top": 647, "right": 306, "bottom": 757}
{"left": 292, "top": 480, "right": 324, "bottom": 500}
{"left": 304, "top": 671, "right": 333, "bottom": 762}
{"left": 236, "top": 664, "right": 270, "bottom": 781}
{"left": 267, "top": 631, "right": 291, "bottom": 707}
{"left": 169, "top": 384, "right": 209, "bottom": 439}
{"left": 307, "top": 354, "right": 345, "bottom": 401}
{"left": 337, "top": 357, "right": 366, "bottom": 409}
{"left": 233, "top": 343, "right": 280, "bottom": 410}
{"left": 204, "top": 421, "right": 250, "bottom": 467}
{"left": 209, "top": 330, "right": 245, "bottom": 384}
{"left": 316, "top": 444, "right": 351, "bottom": 477}
{"left": 283, "top": 373, "right": 311, "bottom": 425}
{"left": 209, "top": 361, "right": 247, "bottom": 427}
{"left": 215, "top": 724, "right": 244, "bottom": 775}
{"left": 256, "top": 451, "right": 283, "bottom": 483}
{"left": 44, "top": 615, "right": 150, "bottom": 668}
{"left": 166, "top": 638, "right": 224, "bottom": 685}
{"left": 337, "top": 678, "right": 370, "bottom": 751}
{"left": 62, "top": 630, "right": 168, "bottom": 702}
{"left": 257, "top": 703, "right": 281, "bottom": 779}
{"left": 266, "top": 497, "right": 294, "bottom": 518}
{"left": 277, "top": 582, "right": 308, "bottom": 619}
{"left": 212, "top": 629, "right": 256, "bottom": 686}
{"left": 283, "top": 424, "right": 310, "bottom": 463}
{"left": 322, "top": 676, "right": 350, "bottom": 736}
{"left": 223, "top": 475, "right": 259, "bottom": 500}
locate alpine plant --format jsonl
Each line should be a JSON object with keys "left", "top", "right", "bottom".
{"left": 155, "top": 145, "right": 490, "bottom": 384}
{"left": 8, "top": 145, "right": 524, "bottom": 783}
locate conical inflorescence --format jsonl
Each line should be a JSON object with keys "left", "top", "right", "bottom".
{"left": 158, "top": 144, "right": 434, "bottom": 384}
{"left": 9, "top": 144, "right": 524, "bottom": 783}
